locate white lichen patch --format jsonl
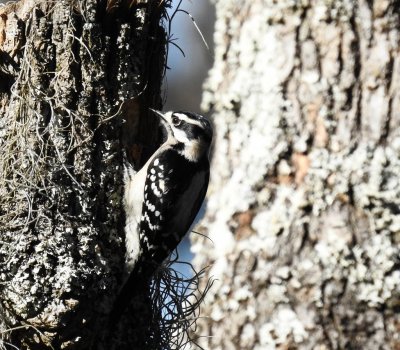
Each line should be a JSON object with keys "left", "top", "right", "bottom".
{"left": 258, "top": 307, "right": 308, "bottom": 348}
{"left": 348, "top": 232, "right": 400, "bottom": 307}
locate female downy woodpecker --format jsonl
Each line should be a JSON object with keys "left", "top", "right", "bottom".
{"left": 123, "top": 109, "right": 213, "bottom": 278}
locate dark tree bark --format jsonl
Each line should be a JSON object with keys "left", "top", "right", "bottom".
{"left": 193, "top": 0, "right": 400, "bottom": 349}
{"left": 0, "top": 0, "right": 167, "bottom": 348}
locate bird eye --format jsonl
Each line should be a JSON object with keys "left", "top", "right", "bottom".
{"left": 172, "top": 116, "right": 181, "bottom": 126}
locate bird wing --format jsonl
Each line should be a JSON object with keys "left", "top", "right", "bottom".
{"left": 138, "top": 149, "right": 209, "bottom": 266}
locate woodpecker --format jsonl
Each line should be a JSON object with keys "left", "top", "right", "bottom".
{"left": 123, "top": 109, "right": 212, "bottom": 278}
{"left": 110, "top": 109, "right": 212, "bottom": 322}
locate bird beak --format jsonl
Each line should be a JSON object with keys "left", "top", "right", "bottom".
{"left": 149, "top": 108, "right": 171, "bottom": 137}
{"left": 149, "top": 108, "right": 167, "bottom": 122}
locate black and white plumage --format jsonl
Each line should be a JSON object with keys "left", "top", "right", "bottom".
{"left": 109, "top": 110, "right": 212, "bottom": 323}
{"left": 123, "top": 109, "right": 213, "bottom": 278}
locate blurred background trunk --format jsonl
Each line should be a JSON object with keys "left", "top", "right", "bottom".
{"left": 0, "top": 0, "right": 166, "bottom": 348}
{"left": 193, "top": 0, "right": 400, "bottom": 349}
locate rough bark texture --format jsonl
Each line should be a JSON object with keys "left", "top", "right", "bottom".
{"left": 193, "top": 1, "right": 400, "bottom": 349}
{"left": 0, "top": 0, "right": 166, "bottom": 348}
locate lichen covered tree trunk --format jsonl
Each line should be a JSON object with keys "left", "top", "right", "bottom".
{"left": 194, "top": 1, "right": 400, "bottom": 349}
{"left": 0, "top": 0, "right": 165, "bottom": 348}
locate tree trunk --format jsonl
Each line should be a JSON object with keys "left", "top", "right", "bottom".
{"left": 0, "top": 0, "right": 166, "bottom": 348}
{"left": 194, "top": 0, "right": 400, "bottom": 349}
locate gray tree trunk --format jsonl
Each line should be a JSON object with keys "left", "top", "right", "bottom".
{"left": 0, "top": 0, "right": 166, "bottom": 348}
{"left": 193, "top": 1, "right": 400, "bottom": 349}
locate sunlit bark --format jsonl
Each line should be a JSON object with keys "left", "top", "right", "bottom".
{"left": 194, "top": 1, "right": 400, "bottom": 349}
